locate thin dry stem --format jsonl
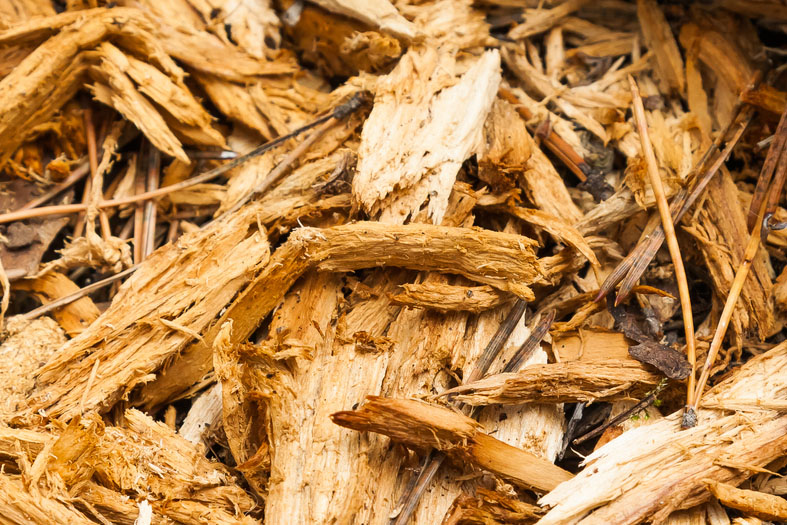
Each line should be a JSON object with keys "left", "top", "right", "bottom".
{"left": 628, "top": 74, "right": 697, "bottom": 409}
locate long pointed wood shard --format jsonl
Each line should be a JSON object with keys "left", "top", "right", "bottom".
{"left": 354, "top": 48, "right": 501, "bottom": 224}
{"left": 332, "top": 396, "right": 573, "bottom": 493}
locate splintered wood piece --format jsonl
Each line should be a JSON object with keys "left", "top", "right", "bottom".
{"left": 0, "top": 475, "right": 95, "bottom": 524}
{"left": 26, "top": 201, "right": 272, "bottom": 421}
{"left": 308, "top": 0, "right": 417, "bottom": 41}
{"left": 388, "top": 282, "right": 509, "bottom": 313}
{"left": 354, "top": 48, "right": 501, "bottom": 224}
{"left": 509, "top": 0, "right": 592, "bottom": 40}
{"left": 706, "top": 480, "right": 787, "bottom": 522}
{"left": 538, "top": 341, "right": 787, "bottom": 524}
{"left": 442, "top": 359, "right": 659, "bottom": 406}
{"left": 140, "top": 221, "right": 545, "bottom": 409}
{"left": 331, "top": 397, "right": 573, "bottom": 492}
{"left": 636, "top": 0, "right": 684, "bottom": 95}
{"left": 443, "top": 488, "right": 543, "bottom": 525}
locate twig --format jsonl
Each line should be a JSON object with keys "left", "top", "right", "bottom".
{"left": 74, "top": 105, "right": 99, "bottom": 238}
{"left": 17, "top": 160, "right": 90, "bottom": 211}
{"left": 628, "top": 75, "right": 697, "bottom": 419}
{"left": 0, "top": 93, "right": 368, "bottom": 226}
{"left": 133, "top": 141, "right": 147, "bottom": 265}
{"left": 499, "top": 87, "right": 614, "bottom": 201}
{"left": 572, "top": 378, "right": 669, "bottom": 446}
{"left": 21, "top": 266, "right": 137, "bottom": 321}
{"left": 690, "top": 105, "right": 787, "bottom": 418}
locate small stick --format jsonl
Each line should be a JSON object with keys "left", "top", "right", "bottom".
{"left": 572, "top": 378, "right": 669, "bottom": 446}
{"left": 143, "top": 147, "right": 160, "bottom": 258}
{"left": 0, "top": 93, "right": 367, "bottom": 226}
{"left": 18, "top": 161, "right": 90, "bottom": 211}
{"left": 21, "top": 266, "right": 137, "bottom": 321}
{"left": 628, "top": 75, "right": 698, "bottom": 416}
{"left": 74, "top": 106, "right": 99, "bottom": 238}
{"left": 133, "top": 141, "right": 147, "bottom": 265}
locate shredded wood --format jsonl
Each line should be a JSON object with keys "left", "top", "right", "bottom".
{"left": 1, "top": 1, "right": 786, "bottom": 524}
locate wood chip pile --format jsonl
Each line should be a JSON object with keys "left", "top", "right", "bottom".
{"left": 1, "top": 0, "right": 787, "bottom": 523}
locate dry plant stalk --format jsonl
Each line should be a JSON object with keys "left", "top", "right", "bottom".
{"left": 628, "top": 75, "right": 697, "bottom": 411}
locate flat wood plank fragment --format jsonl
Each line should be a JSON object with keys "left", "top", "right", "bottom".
{"left": 354, "top": 48, "right": 501, "bottom": 224}
{"left": 331, "top": 396, "right": 573, "bottom": 492}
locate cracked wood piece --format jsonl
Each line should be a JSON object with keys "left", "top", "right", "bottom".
{"left": 537, "top": 340, "right": 787, "bottom": 525}
{"left": 388, "top": 282, "right": 509, "bottom": 313}
{"left": 332, "top": 397, "right": 573, "bottom": 493}
{"left": 354, "top": 48, "right": 501, "bottom": 224}
{"left": 443, "top": 359, "right": 659, "bottom": 406}
{"left": 139, "top": 221, "right": 544, "bottom": 410}
{"left": 178, "top": 382, "right": 223, "bottom": 446}
{"left": 308, "top": 0, "right": 417, "bottom": 41}
{"left": 637, "top": 0, "right": 684, "bottom": 95}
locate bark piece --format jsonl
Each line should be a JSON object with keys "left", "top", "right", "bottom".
{"left": 331, "top": 396, "right": 573, "bottom": 492}
{"left": 443, "top": 359, "right": 659, "bottom": 406}
{"left": 354, "top": 47, "right": 501, "bottom": 224}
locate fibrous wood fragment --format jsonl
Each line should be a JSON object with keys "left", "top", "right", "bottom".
{"left": 26, "top": 202, "right": 272, "bottom": 420}
{"left": 332, "top": 396, "right": 573, "bottom": 493}
{"left": 442, "top": 359, "right": 659, "bottom": 406}
{"left": 389, "top": 282, "right": 509, "bottom": 313}
{"left": 140, "top": 220, "right": 544, "bottom": 409}
{"left": 354, "top": 48, "right": 501, "bottom": 224}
